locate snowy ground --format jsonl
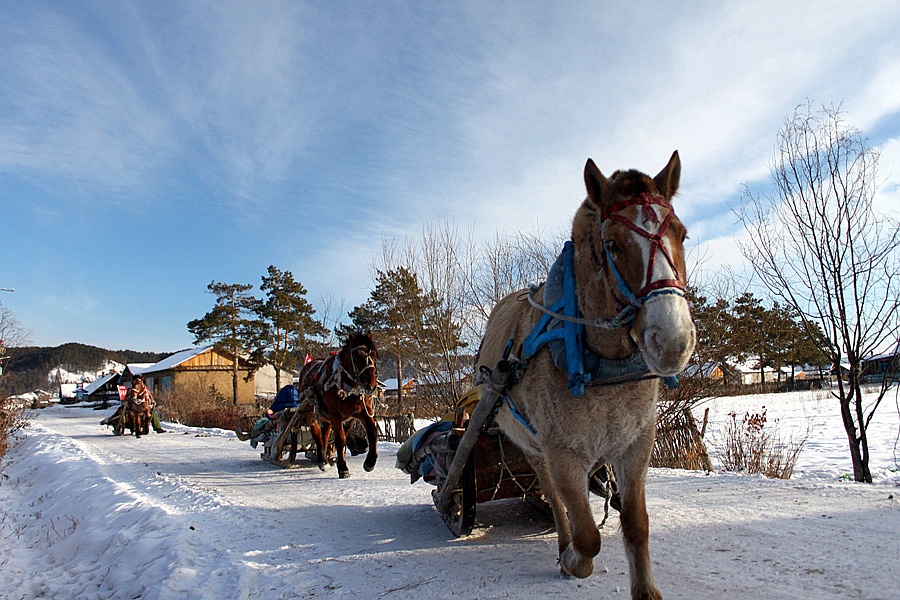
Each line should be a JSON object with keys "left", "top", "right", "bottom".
{"left": 1, "top": 389, "right": 898, "bottom": 600}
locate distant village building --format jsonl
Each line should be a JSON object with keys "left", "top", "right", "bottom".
{"left": 681, "top": 363, "right": 728, "bottom": 380}
{"left": 732, "top": 361, "right": 779, "bottom": 386}
{"left": 118, "top": 363, "right": 154, "bottom": 388}
{"left": 59, "top": 383, "right": 79, "bottom": 401}
{"left": 861, "top": 349, "right": 900, "bottom": 384}
{"left": 253, "top": 363, "right": 300, "bottom": 402}
{"left": 382, "top": 377, "right": 417, "bottom": 400}
{"left": 83, "top": 371, "right": 121, "bottom": 405}
{"left": 140, "top": 346, "right": 256, "bottom": 405}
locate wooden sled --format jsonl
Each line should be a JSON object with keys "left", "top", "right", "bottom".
{"left": 235, "top": 409, "right": 370, "bottom": 470}
{"left": 430, "top": 361, "right": 617, "bottom": 537}
{"left": 234, "top": 408, "right": 314, "bottom": 468}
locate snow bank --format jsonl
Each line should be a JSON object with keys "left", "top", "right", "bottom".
{"left": 1, "top": 389, "right": 898, "bottom": 599}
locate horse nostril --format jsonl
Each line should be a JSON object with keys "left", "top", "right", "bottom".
{"left": 646, "top": 329, "right": 663, "bottom": 358}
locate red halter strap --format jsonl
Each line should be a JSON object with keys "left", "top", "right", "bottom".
{"left": 601, "top": 193, "right": 685, "bottom": 300}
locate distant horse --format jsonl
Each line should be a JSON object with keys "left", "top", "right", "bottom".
{"left": 474, "top": 152, "right": 695, "bottom": 599}
{"left": 299, "top": 331, "right": 379, "bottom": 478}
{"left": 124, "top": 395, "right": 151, "bottom": 438}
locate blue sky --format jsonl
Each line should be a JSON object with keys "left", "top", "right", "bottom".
{"left": 2, "top": 1, "right": 900, "bottom": 353}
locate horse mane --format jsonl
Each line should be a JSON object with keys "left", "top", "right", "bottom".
{"left": 575, "top": 168, "right": 662, "bottom": 238}
{"left": 606, "top": 169, "right": 659, "bottom": 197}
{"left": 345, "top": 329, "right": 377, "bottom": 357}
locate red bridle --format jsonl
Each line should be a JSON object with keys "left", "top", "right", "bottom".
{"left": 601, "top": 193, "right": 685, "bottom": 305}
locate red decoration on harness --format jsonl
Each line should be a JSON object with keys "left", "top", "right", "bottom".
{"left": 602, "top": 193, "right": 685, "bottom": 300}
{"left": 641, "top": 195, "right": 660, "bottom": 226}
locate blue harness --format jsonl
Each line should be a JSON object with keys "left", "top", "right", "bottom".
{"left": 522, "top": 241, "right": 678, "bottom": 397}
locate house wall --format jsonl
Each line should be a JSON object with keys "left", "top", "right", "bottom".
{"left": 176, "top": 369, "right": 255, "bottom": 405}
{"left": 738, "top": 370, "right": 779, "bottom": 385}
{"left": 254, "top": 364, "right": 297, "bottom": 399}
{"left": 145, "top": 369, "right": 256, "bottom": 405}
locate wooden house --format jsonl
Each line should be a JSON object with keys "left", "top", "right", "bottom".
{"left": 732, "top": 361, "right": 778, "bottom": 385}
{"left": 682, "top": 363, "right": 726, "bottom": 380}
{"left": 84, "top": 371, "right": 121, "bottom": 405}
{"left": 416, "top": 369, "right": 473, "bottom": 399}
{"left": 141, "top": 346, "right": 256, "bottom": 405}
{"left": 253, "top": 363, "right": 299, "bottom": 403}
{"left": 118, "top": 363, "right": 154, "bottom": 388}
{"left": 861, "top": 350, "right": 900, "bottom": 384}
{"left": 382, "top": 377, "right": 417, "bottom": 399}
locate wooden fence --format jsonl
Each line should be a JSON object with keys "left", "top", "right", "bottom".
{"left": 375, "top": 413, "right": 416, "bottom": 443}
{"left": 651, "top": 408, "right": 714, "bottom": 471}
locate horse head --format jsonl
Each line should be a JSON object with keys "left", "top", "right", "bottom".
{"left": 344, "top": 330, "right": 379, "bottom": 394}
{"left": 577, "top": 151, "right": 696, "bottom": 377}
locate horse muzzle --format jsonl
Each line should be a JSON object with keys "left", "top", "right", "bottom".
{"left": 635, "top": 294, "right": 696, "bottom": 377}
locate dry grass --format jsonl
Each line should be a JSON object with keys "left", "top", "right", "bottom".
{"left": 155, "top": 378, "right": 248, "bottom": 431}
{"left": 1, "top": 393, "right": 29, "bottom": 461}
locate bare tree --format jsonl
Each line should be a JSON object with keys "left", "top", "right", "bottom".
{"left": 460, "top": 226, "right": 564, "bottom": 345}
{"left": 316, "top": 292, "right": 347, "bottom": 350}
{"left": 0, "top": 301, "right": 30, "bottom": 349}
{"left": 360, "top": 227, "right": 471, "bottom": 416}
{"left": 737, "top": 102, "right": 900, "bottom": 482}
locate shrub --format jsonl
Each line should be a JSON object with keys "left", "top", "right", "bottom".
{"left": 1, "top": 392, "right": 28, "bottom": 462}
{"left": 711, "top": 407, "right": 809, "bottom": 479}
{"left": 155, "top": 380, "right": 248, "bottom": 431}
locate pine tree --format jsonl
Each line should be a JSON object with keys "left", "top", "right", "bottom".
{"left": 255, "top": 266, "right": 328, "bottom": 390}
{"left": 346, "top": 267, "right": 443, "bottom": 413}
{"left": 730, "top": 292, "right": 770, "bottom": 388}
{"left": 187, "top": 281, "right": 263, "bottom": 405}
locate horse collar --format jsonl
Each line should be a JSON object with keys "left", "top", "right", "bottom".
{"left": 522, "top": 241, "right": 678, "bottom": 396}
{"left": 326, "top": 345, "right": 377, "bottom": 399}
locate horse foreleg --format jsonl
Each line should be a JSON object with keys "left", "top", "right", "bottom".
{"left": 529, "top": 457, "right": 572, "bottom": 554}
{"left": 614, "top": 453, "right": 662, "bottom": 600}
{"left": 308, "top": 418, "right": 329, "bottom": 471}
{"left": 331, "top": 417, "right": 350, "bottom": 478}
{"left": 359, "top": 413, "right": 378, "bottom": 472}
{"left": 545, "top": 451, "right": 601, "bottom": 579}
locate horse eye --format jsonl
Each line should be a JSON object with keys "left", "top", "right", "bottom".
{"left": 605, "top": 240, "right": 621, "bottom": 254}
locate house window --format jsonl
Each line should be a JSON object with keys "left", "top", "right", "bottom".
{"left": 161, "top": 375, "right": 173, "bottom": 393}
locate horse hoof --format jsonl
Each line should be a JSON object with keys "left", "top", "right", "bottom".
{"left": 363, "top": 459, "right": 376, "bottom": 472}
{"left": 318, "top": 463, "right": 327, "bottom": 472}
{"left": 339, "top": 470, "right": 351, "bottom": 479}
{"left": 559, "top": 544, "right": 593, "bottom": 579}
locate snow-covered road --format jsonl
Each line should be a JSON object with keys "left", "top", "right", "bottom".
{"left": 1, "top": 399, "right": 898, "bottom": 599}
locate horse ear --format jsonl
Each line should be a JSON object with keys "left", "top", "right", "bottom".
{"left": 584, "top": 158, "right": 607, "bottom": 207}
{"left": 653, "top": 151, "right": 681, "bottom": 198}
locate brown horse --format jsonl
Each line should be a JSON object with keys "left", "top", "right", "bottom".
{"left": 299, "top": 330, "right": 379, "bottom": 478}
{"left": 475, "top": 152, "right": 695, "bottom": 599}
{"left": 123, "top": 395, "right": 151, "bottom": 438}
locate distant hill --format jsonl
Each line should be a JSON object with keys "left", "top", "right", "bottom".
{"left": 0, "top": 343, "right": 168, "bottom": 396}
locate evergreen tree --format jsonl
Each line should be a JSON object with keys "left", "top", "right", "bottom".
{"left": 187, "top": 281, "right": 263, "bottom": 405}
{"left": 730, "top": 292, "right": 770, "bottom": 388}
{"left": 346, "top": 267, "right": 442, "bottom": 412}
{"left": 686, "top": 286, "right": 734, "bottom": 386}
{"left": 255, "top": 265, "right": 328, "bottom": 390}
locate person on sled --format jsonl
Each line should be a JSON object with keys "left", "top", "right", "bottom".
{"left": 103, "top": 374, "right": 166, "bottom": 434}
{"left": 129, "top": 374, "right": 167, "bottom": 433}
{"left": 249, "top": 383, "right": 301, "bottom": 448}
